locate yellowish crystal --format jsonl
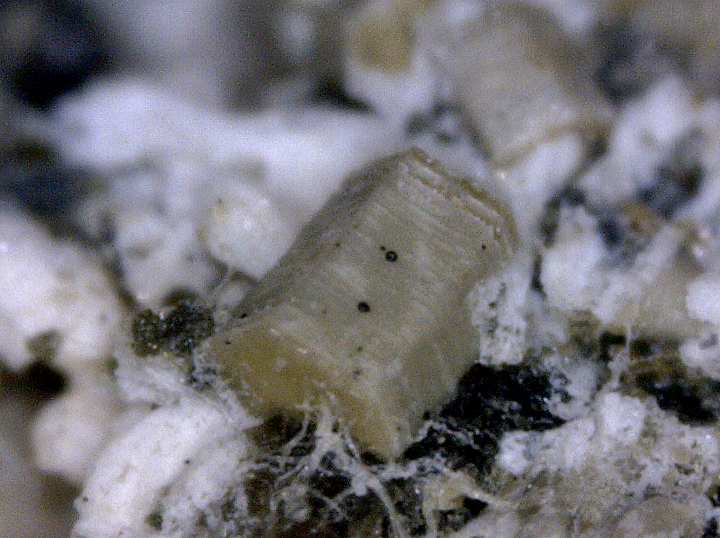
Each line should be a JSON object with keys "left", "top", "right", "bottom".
{"left": 208, "top": 148, "right": 516, "bottom": 458}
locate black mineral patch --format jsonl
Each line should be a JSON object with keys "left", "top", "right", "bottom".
{"left": 248, "top": 414, "right": 313, "bottom": 456}
{"left": 638, "top": 130, "right": 703, "bottom": 218}
{"left": 131, "top": 300, "right": 214, "bottom": 357}
{"left": 624, "top": 339, "right": 720, "bottom": 426}
{"left": 645, "top": 380, "right": 717, "bottom": 425}
{"left": 639, "top": 163, "right": 702, "bottom": 218}
{"left": 530, "top": 254, "right": 544, "bottom": 295}
{"left": 146, "top": 510, "right": 163, "bottom": 531}
{"left": 241, "top": 420, "right": 365, "bottom": 537}
{"left": 593, "top": 204, "right": 662, "bottom": 267}
{"left": 0, "top": 359, "right": 66, "bottom": 401}
{"left": 186, "top": 364, "right": 219, "bottom": 391}
{"left": 703, "top": 517, "right": 719, "bottom": 538}
{"left": 227, "top": 365, "right": 564, "bottom": 537}
{"left": 403, "top": 364, "right": 564, "bottom": 476}
{"left": 406, "top": 102, "right": 483, "bottom": 152}
{"left": 309, "top": 453, "right": 352, "bottom": 499}
{"left": 598, "top": 216, "right": 622, "bottom": 248}
{"left": 0, "top": 140, "right": 89, "bottom": 228}
{"left": 566, "top": 312, "right": 601, "bottom": 359}
{"left": 592, "top": 22, "right": 665, "bottom": 104}
{"left": 311, "top": 78, "right": 371, "bottom": 111}
{"left": 539, "top": 186, "right": 587, "bottom": 247}
{"left": 597, "top": 332, "right": 626, "bottom": 363}
{"left": 384, "top": 477, "right": 426, "bottom": 535}
{"left": 437, "top": 498, "right": 487, "bottom": 533}
{"left": 26, "top": 330, "right": 61, "bottom": 363}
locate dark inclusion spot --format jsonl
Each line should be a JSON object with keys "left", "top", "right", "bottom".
{"left": 598, "top": 332, "right": 626, "bottom": 363}
{"left": 540, "top": 186, "right": 587, "bottom": 247}
{"left": 0, "top": 140, "right": 90, "bottom": 228}
{"left": 132, "top": 300, "right": 214, "bottom": 357}
{"left": 643, "top": 379, "right": 717, "bottom": 426}
{"left": 437, "top": 498, "right": 487, "bottom": 533}
{"left": 635, "top": 130, "right": 703, "bottom": 218}
{"left": 250, "top": 414, "right": 306, "bottom": 452}
{"left": 146, "top": 510, "right": 163, "bottom": 531}
{"left": 703, "top": 517, "right": 719, "bottom": 538}
{"left": 384, "top": 477, "right": 427, "bottom": 535}
{"left": 385, "top": 250, "right": 398, "bottom": 262}
{"left": 244, "top": 420, "right": 368, "bottom": 536}
{"left": 530, "top": 255, "right": 544, "bottom": 295}
{"left": 187, "top": 364, "right": 218, "bottom": 391}
{"left": 26, "top": 330, "right": 61, "bottom": 362}
{"left": 592, "top": 23, "right": 648, "bottom": 104}
{"left": 407, "top": 102, "right": 473, "bottom": 147}
{"left": 638, "top": 160, "right": 702, "bottom": 219}
{"left": 629, "top": 337, "right": 657, "bottom": 357}
{"left": 598, "top": 217, "right": 622, "bottom": 247}
{"left": 633, "top": 364, "right": 720, "bottom": 427}
{"left": 311, "top": 78, "right": 371, "bottom": 112}
{"left": 357, "top": 302, "right": 371, "bottom": 313}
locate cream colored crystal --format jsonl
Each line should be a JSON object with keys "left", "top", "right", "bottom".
{"left": 208, "top": 148, "right": 516, "bottom": 458}
{"left": 433, "top": 2, "right": 611, "bottom": 166}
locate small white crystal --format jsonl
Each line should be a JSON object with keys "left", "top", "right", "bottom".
{"left": 200, "top": 178, "right": 297, "bottom": 279}
{"left": 686, "top": 273, "right": 720, "bottom": 325}
{"left": 541, "top": 206, "right": 607, "bottom": 312}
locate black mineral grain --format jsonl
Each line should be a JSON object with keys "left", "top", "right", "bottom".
{"left": 131, "top": 300, "right": 214, "bottom": 357}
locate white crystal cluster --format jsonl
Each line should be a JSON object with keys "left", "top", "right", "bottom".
{"left": 3, "top": 0, "right": 720, "bottom": 537}
{"left": 49, "top": 78, "right": 398, "bottom": 306}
